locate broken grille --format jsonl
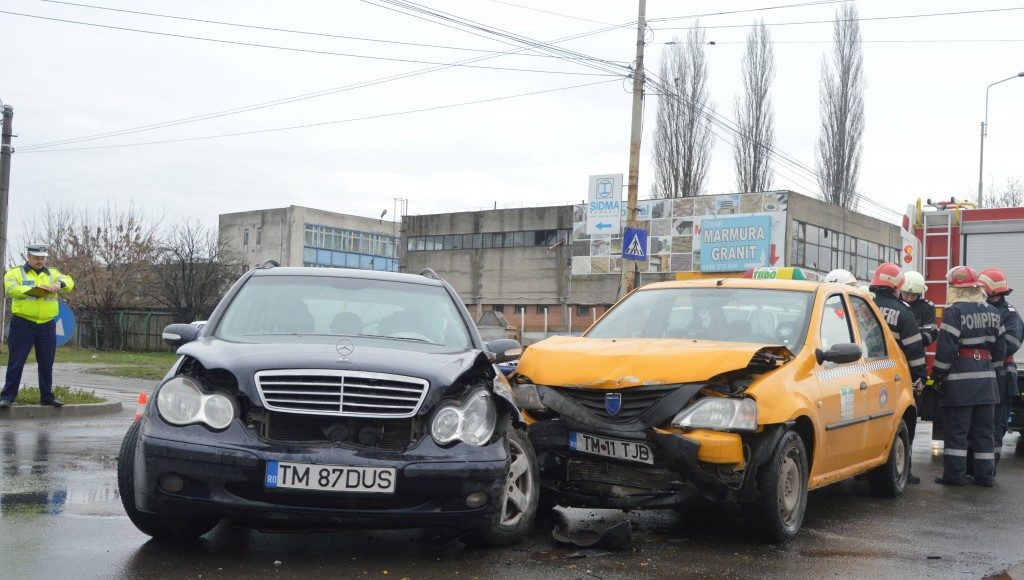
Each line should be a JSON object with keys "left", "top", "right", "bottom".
{"left": 255, "top": 370, "right": 429, "bottom": 418}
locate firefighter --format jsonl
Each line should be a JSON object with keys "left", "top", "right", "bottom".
{"left": 978, "top": 268, "right": 1023, "bottom": 465}
{"left": 870, "top": 262, "right": 927, "bottom": 484}
{"left": 932, "top": 266, "right": 1006, "bottom": 487}
{"left": 900, "top": 271, "right": 938, "bottom": 346}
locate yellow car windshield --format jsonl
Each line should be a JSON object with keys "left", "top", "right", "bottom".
{"left": 586, "top": 287, "right": 814, "bottom": 350}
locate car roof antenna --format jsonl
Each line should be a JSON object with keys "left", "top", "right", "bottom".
{"left": 258, "top": 259, "right": 280, "bottom": 269}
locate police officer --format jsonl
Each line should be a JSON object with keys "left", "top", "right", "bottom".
{"left": 900, "top": 271, "right": 938, "bottom": 346}
{"left": 870, "top": 262, "right": 927, "bottom": 484}
{"left": 0, "top": 245, "right": 75, "bottom": 409}
{"left": 932, "top": 266, "right": 1005, "bottom": 487}
{"left": 978, "top": 268, "right": 1023, "bottom": 465}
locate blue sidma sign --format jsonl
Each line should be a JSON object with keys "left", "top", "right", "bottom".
{"left": 699, "top": 214, "right": 772, "bottom": 273}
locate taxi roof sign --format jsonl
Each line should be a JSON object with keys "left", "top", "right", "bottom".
{"left": 743, "top": 267, "right": 807, "bottom": 280}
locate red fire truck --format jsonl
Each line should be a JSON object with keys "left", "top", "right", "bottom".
{"left": 903, "top": 198, "right": 1024, "bottom": 455}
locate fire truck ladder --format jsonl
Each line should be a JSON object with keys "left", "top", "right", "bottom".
{"left": 921, "top": 207, "right": 956, "bottom": 301}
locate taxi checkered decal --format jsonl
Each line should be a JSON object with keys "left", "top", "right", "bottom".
{"left": 817, "top": 359, "right": 897, "bottom": 381}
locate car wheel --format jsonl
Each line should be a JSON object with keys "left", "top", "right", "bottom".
{"left": 743, "top": 430, "right": 808, "bottom": 543}
{"left": 467, "top": 427, "right": 539, "bottom": 547}
{"left": 867, "top": 419, "right": 910, "bottom": 497}
{"left": 117, "top": 420, "right": 219, "bottom": 540}
{"left": 1016, "top": 433, "right": 1024, "bottom": 457}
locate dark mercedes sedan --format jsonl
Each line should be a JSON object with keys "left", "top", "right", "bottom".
{"left": 118, "top": 263, "right": 535, "bottom": 546}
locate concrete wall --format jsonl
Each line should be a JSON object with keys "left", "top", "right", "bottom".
{"left": 218, "top": 207, "right": 293, "bottom": 270}
{"left": 787, "top": 193, "right": 903, "bottom": 249}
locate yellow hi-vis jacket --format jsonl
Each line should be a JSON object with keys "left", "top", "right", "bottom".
{"left": 4, "top": 264, "right": 75, "bottom": 324}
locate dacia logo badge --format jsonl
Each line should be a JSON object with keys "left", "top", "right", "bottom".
{"left": 605, "top": 392, "right": 622, "bottom": 416}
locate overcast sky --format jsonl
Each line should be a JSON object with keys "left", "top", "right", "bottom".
{"left": 2, "top": 0, "right": 1022, "bottom": 256}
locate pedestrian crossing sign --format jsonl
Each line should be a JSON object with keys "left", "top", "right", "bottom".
{"left": 622, "top": 227, "right": 648, "bottom": 261}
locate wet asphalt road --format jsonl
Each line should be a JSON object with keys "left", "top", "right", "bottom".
{"left": 2, "top": 369, "right": 1024, "bottom": 579}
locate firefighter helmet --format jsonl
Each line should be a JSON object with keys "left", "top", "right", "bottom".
{"left": 901, "top": 271, "right": 926, "bottom": 294}
{"left": 978, "top": 268, "right": 1012, "bottom": 295}
{"left": 870, "top": 262, "right": 904, "bottom": 290}
{"left": 946, "top": 266, "right": 982, "bottom": 288}
{"left": 825, "top": 269, "right": 858, "bottom": 286}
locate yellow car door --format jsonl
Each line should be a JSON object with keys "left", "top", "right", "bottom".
{"left": 848, "top": 293, "right": 902, "bottom": 461}
{"left": 815, "top": 293, "right": 872, "bottom": 473}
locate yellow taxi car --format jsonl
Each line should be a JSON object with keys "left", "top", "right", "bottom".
{"left": 510, "top": 269, "right": 915, "bottom": 542}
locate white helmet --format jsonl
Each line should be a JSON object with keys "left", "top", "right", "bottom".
{"left": 825, "top": 269, "right": 858, "bottom": 286}
{"left": 901, "top": 271, "right": 926, "bottom": 294}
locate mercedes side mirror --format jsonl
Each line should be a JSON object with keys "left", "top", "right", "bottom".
{"left": 486, "top": 339, "right": 523, "bottom": 364}
{"left": 162, "top": 323, "right": 201, "bottom": 348}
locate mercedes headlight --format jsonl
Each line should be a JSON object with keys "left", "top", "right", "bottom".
{"left": 430, "top": 390, "right": 497, "bottom": 447}
{"left": 156, "top": 376, "right": 236, "bottom": 430}
{"left": 671, "top": 397, "right": 758, "bottom": 431}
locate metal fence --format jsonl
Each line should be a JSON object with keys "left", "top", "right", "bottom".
{"left": 71, "top": 310, "right": 178, "bottom": 352}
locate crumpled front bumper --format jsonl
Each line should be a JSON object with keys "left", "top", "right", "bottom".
{"left": 134, "top": 417, "right": 510, "bottom": 530}
{"left": 528, "top": 419, "right": 747, "bottom": 509}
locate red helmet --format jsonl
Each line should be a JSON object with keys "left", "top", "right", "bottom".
{"left": 947, "top": 266, "right": 982, "bottom": 288}
{"left": 870, "top": 262, "right": 905, "bottom": 290}
{"left": 979, "top": 268, "right": 1012, "bottom": 295}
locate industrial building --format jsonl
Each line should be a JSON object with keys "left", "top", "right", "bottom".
{"left": 218, "top": 206, "right": 400, "bottom": 273}
{"left": 401, "top": 191, "right": 905, "bottom": 343}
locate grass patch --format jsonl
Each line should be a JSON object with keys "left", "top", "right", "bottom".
{"left": 12, "top": 385, "right": 105, "bottom": 405}
{"left": 0, "top": 347, "right": 179, "bottom": 381}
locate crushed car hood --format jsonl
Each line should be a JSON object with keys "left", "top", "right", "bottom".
{"left": 516, "top": 336, "right": 791, "bottom": 389}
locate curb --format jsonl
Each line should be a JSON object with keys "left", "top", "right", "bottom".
{"left": 0, "top": 400, "right": 124, "bottom": 419}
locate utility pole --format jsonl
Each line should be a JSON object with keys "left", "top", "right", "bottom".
{"left": 0, "top": 105, "right": 13, "bottom": 271}
{"left": 619, "top": 0, "right": 646, "bottom": 297}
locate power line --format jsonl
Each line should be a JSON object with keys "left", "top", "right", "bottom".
{"left": 29, "top": 0, "right": 609, "bottom": 58}
{"left": 0, "top": 9, "right": 624, "bottom": 75}
{"left": 702, "top": 38, "right": 1024, "bottom": 45}
{"left": 483, "top": 0, "right": 614, "bottom": 25}
{"left": 16, "top": 79, "right": 620, "bottom": 153}
{"left": 652, "top": 6, "right": 1024, "bottom": 30}
{"left": 647, "top": 0, "right": 844, "bottom": 23}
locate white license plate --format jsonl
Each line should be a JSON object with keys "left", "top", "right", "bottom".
{"left": 264, "top": 460, "right": 396, "bottom": 494}
{"left": 569, "top": 431, "right": 654, "bottom": 465}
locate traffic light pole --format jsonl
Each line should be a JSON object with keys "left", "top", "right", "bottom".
{"left": 619, "top": 0, "right": 646, "bottom": 298}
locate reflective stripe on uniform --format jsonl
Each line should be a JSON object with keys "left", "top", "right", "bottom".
{"left": 946, "top": 371, "right": 996, "bottom": 381}
{"left": 933, "top": 360, "right": 952, "bottom": 370}
{"left": 944, "top": 448, "right": 968, "bottom": 457}
{"left": 975, "top": 452, "right": 996, "bottom": 460}
{"left": 1008, "top": 335, "right": 1022, "bottom": 348}
{"left": 908, "top": 357, "right": 927, "bottom": 367}
{"left": 961, "top": 336, "right": 995, "bottom": 346}
{"left": 902, "top": 333, "right": 922, "bottom": 346}
{"left": 940, "top": 323, "right": 961, "bottom": 337}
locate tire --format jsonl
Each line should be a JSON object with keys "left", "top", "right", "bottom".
{"left": 117, "top": 420, "right": 219, "bottom": 540}
{"left": 1016, "top": 433, "right": 1024, "bottom": 458}
{"left": 466, "top": 428, "right": 539, "bottom": 547}
{"left": 742, "top": 430, "right": 808, "bottom": 543}
{"left": 867, "top": 419, "right": 910, "bottom": 498}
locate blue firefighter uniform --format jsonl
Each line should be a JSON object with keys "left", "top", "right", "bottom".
{"left": 872, "top": 286, "right": 927, "bottom": 483}
{"left": 905, "top": 296, "right": 938, "bottom": 346}
{"left": 931, "top": 301, "right": 1006, "bottom": 486}
{"left": 988, "top": 296, "right": 1023, "bottom": 460}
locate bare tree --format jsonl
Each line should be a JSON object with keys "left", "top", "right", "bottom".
{"left": 733, "top": 20, "right": 776, "bottom": 193}
{"left": 981, "top": 176, "right": 1024, "bottom": 208}
{"left": 815, "top": 3, "right": 865, "bottom": 209}
{"left": 148, "top": 219, "right": 245, "bottom": 323}
{"left": 651, "top": 24, "right": 714, "bottom": 198}
{"left": 25, "top": 202, "right": 161, "bottom": 349}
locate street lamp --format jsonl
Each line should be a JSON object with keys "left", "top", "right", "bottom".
{"left": 978, "top": 71, "right": 1024, "bottom": 206}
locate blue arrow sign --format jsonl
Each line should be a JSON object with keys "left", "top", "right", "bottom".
{"left": 55, "top": 302, "right": 77, "bottom": 347}
{"left": 595, "top": 222, "right": 611, "bottom": 230}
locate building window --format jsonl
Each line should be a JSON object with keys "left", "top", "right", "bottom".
{"left": 256, "top": 227, "right": 262, "bottom": 245}
{"left": 492, "top": 304, "right": 504, "bottom": 314}
{"left": 577, "top": 306, "right": 590, "bottom": 317}
{"left": 243, "top": 228, "right": 250, "bottom": 246}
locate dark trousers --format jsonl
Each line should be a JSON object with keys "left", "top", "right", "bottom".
{"left": 942, "top": 404, "right": 995, "bottom": 483}
{"left": 2, "top": 316, "right": 57, "bottom": 403}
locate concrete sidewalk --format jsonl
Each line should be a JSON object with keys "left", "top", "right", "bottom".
{"left": 0, "top": 362, "right": 157, "bottom": 418}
